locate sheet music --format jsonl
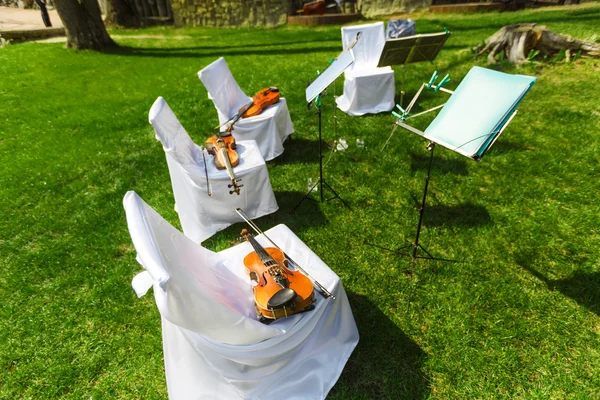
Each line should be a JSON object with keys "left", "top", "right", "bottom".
{"left": 306, "top": 50, "right": 355, "bottom": 103}
{"left": 377, "top": 31, "right": 450, "bottom": 67}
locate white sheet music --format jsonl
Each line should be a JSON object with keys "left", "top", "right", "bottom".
{"left": 305, "top": 50, "right": 355, "bottom": 103}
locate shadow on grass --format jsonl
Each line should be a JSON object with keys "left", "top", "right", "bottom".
{"left": 111, "top": 39, "right": 338, "bottom": 52}
{"left": 410, "top": 152, "right": 469, "bottom": 176}
{"left": 270, "top": 136, "right": 321, "bottom": 166}
{"left": 428, "top": 10, "right": 600, "bottom": 34}
{"left": 424, "top": 204, "right": 491, "bottom": 228}
{"left": 100, "top": 44, "right": 341, "bottom": 59}
{"left": 330, "top": 293, "right": 430, "bottom": 399}
{"left": 520, "top": 263, "right": 600, "bottom": 317}
{"left": 201, "top": 191, "right": 329, "bottom": 249}
{"left": 487, "top": 140, "right": 525, "bottom": 156}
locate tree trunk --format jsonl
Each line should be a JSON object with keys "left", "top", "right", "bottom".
{"left": 104, "top": 0, "right": 141, "bottom": 28}
{"left": 476, "top": 23, "right": 600, "bottom": 64}
{"left": 53, "top": 0, "right": 115, "bottom": 50}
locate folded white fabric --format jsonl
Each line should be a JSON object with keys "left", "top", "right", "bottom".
{"left": 124, "top": 191, "right": 359, "bottom": 399}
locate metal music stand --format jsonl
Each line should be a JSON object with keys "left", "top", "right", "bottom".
{"left": 291, "top": 49, "right": 355, "bottom": 213}
{"left": 371, "top": 66, "right": 537, "bottom": 264}
{"left": 377, "top": 30, "right": 451, "bottom": 107}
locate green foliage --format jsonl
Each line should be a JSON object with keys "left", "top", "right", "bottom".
{"left": 552, "top": 48, "right": 567, "bottom": 62}
{"left": 527, "top": 48, "right": 540, "bottom": 61}
{"left": 1, "top": 3, "right": 600, "bottom": 399}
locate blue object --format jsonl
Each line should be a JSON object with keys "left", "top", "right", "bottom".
{"left": 423, "top": 66, "right": 537, "bottom": 160}
{"left": 386, "top": 19, "right": 416, "bottom": 39}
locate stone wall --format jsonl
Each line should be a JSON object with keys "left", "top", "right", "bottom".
{"left": 357, "top": 0, "right": 431, "bottom": 18}
{"left": 171, "top": 0, "right": 290, "bottom": 27}
{"left": 170, "top": 0, "right": 431, "bottom": 27}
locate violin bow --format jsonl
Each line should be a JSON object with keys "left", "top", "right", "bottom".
{"left": 214, "top": 100, "right": 254, "bottom": 131}
{"left": 235, "top": 208, "right": 335, "bottom": 300}
{"left": 201, "top": 147, "right": 212, "bottom": 196}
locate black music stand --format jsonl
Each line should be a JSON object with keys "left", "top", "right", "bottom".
{"left": 370, "top": 67, "right": 537, "bottom": 264}
{"left": 377, "top": 30, "right": 451, "bottom": 107}
{"left": 291, "top": 50, "right": 355, "bottom": 213}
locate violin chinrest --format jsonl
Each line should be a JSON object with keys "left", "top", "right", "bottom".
{"left": 267, "top": 288, "right": 297, "bottom": 309}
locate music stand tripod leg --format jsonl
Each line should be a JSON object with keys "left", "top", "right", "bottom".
{"left": 291, "top": 101, "right": 351, "bottom": 212}
{"left": 366, "top": 142, "right": 456, "bottom": 263}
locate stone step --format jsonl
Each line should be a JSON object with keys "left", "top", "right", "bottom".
{"left": 287, "top": 13, "right": 362, "bottom": 26}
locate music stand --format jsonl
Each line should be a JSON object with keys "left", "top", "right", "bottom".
{"left": 377, "top": 31, "right": 451, "bottom": 107}
{"left": 371, "top": 66, "right": 537, "bottom": 263}
{"left": 291, "top": 50, "right": 355, "bottom": 213}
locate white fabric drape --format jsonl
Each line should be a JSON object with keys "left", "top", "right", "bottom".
{"left": 149, "top": 97, "right": 278, "bottom": 244}
{"left": 336, "top": 22, "right": 396, "bottom": 116}
{"left": 124, "top": 191, "right": 359, "bottom": 399}
{"left": 198, "top": 58, "right": 294, "bottom": 161}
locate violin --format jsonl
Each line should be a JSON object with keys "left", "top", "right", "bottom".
{"left": 241, "top": 229, "right": 315, "bottom": 321}
{"left": 216, "top": 87, "right": 281, "bottom": 133}
{"left": 242, "top": 87, "right": 281, "bottom": 119}
{"left": 205, "top": 133, "right": 243, "bottom": 195}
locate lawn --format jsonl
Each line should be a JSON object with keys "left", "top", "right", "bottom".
{"left": 1, "top": 3, "right": 600, "bottom": 399}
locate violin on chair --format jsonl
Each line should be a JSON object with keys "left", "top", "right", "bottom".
{"left": 241, "top": 229, "right": 315, "bottom": 322}
{"left": 205, "top": 133, "right": 243, "bottom": 195}
{"left": 216, "top": 87, "right": 281, "bottom": 133}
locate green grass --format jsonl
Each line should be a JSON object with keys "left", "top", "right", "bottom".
{"left": 1, "top": 3, "right": 600, "bottom": 398}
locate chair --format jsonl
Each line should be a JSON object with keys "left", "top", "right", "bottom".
{"left": 149, "top": 96, "right": 278, "bottom": 244}
{"left": 198, "top": 58, "right": 294, "bottom": 161}
{"left": 124, "top": 191, "right": 359, "bottom": 400}
{"left": 335, "top": 22, "right": 396, "bottom": 116}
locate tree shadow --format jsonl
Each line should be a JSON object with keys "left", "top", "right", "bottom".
{"left": 410, "top": 152, "right": 469, "bottom": 176}
{"left": 424, "top": 204, "right": 491, "bottom": 228}
{"left": 517, "top": 253, "right": 600, "bottom": 317}
{"left": 110, "top": 38, "right": 338, "bottom": 52}
{"left": 100, "top": 44, "right": 341, "bottom": 59}
{"left": 428, "top": 12, "right": 600, "bottom": 34}
{"left": 330, "top": 293, "right": 431, "bottom": 399}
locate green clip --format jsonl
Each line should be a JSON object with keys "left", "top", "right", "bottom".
{"left": 444, "top": 27, "right": 450, "bottom": 36}
{"left": 427, "top": 71, "right": 438, "bottom": 90}
{"left": 392, "top": 104, "right": 409, "bottom": 121}
{"left": 435, "top": 74, "right": 450, "bottom": 92}
{"left": 329, "top": 58, "right": 335, "bottom": 65}
{"left": 392, "top": 111, "right": 403, "bottom": 120}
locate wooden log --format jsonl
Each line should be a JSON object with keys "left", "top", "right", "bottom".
{"left": 475, "top": 23, "right": 600, "bottom": 64}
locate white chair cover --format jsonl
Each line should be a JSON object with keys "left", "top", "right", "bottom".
{"left": 336, "top": 22, "right": 396, "bottom": 116}
{"left": 124, "top": 191, "right": 359, "bottom": 400}
{"left": 149, "top": 97, "right": 278, "bottom": 244}
{"left": 198, "top": 58, "right": 294, "bottom": 161}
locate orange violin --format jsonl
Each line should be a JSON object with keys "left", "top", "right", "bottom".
{"left": 241, "top": 87, "right": 281, "bottom": 119}
{"left": 217, "top": 87, "right": 281, "bottom": 133}
{"left": 241, "top": 229, "right": 315, "bottom": 321}
{"left": 205, "top": 133, "right": 243, "bottom": 195}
